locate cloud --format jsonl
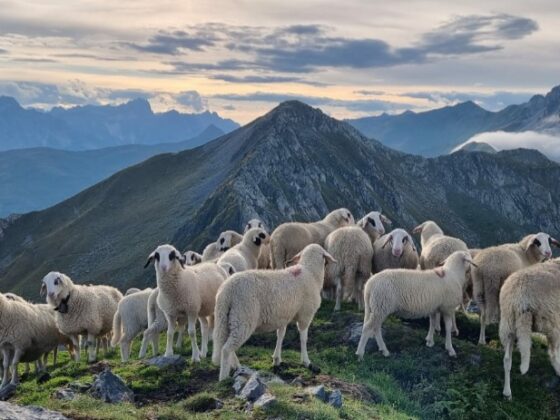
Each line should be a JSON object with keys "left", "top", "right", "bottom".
{"left": 454, "top": 130, "right": 560, "bottom": 161}
{"left": 354, "top": 90, "right": 386, "bottom": 96}
{"left": 174, "top": 90, "right": 207, "bottom": 112}
{"left": 128, "top": 29, "right": 218, "bottom": 54}
{"left": 0, "top": 48, "right": 7, "bottom": 54}
{"left": 209, "top": 73, "right": 326, "bottom": 86}
{"left": 403, "top": 90, "right": 534, "bottom": 111}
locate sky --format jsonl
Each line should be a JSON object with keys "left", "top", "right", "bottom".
{"left": 0, "top": 0, "right": 559, "bottom": 123}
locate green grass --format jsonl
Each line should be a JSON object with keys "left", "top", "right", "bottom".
{"left": 9, "top": 301, "right": 560, "bottom": 419}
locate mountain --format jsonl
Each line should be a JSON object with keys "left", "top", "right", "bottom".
{"left": 0, "top": 125, "right": 224, "bottom": 217}
{"left": 0, "top": 96, "right": 239, "bottom": 151}
{"left": 347, "top": 85, "right": 560, "bottom": 157}
{"left": 1, "top": 101, "right": 559, "bottom": 298}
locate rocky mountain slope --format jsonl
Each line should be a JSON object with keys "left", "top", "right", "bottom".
{"left": 0, "top": 96, "right": 238, "bottom": 151}
{"left": 1, "top": 101, "right": 559, "bottom": 297}
{"left": 0, "top": 125, "right": 224, "bottom": 217}
{"left": 348, "top": 85, "right": 560, "bottom": 156}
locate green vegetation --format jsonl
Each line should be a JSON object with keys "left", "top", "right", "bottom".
{"left": 9, "top": 301, "right": 560, "bottom": 419}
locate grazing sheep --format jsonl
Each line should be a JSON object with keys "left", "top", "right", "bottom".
{"left": 270, "top": 208, "right": 354, "bottom": 269}
{"left": 212, "top": 244, "right": 336, "bottom": 380}
{"left": 499, "top": 258, "right": 560, "bottom": 399}
{"left": 324, "top": 225, "right": 373, "bottom": 311}
{"left": 144, "top": 246, "right": 228, "bottom": 361}
{"left": 356, "top": 251, "right": 476, "bottom": 359}
{"left": 185, "top": 251, "right": 203, "bottom": 266}
{"left": 356, "top": 211, "right": 392, "bottom": 244}
{"left": 473, "top": 233, "right": 559, "bottom": 345}
{"left": 111, "top": 288, "right": 153, "bottom": 362}
{"left": 41, "top": 272, "right": 123, "bottom": 363}
{"left": 372, "top": 228, "right": 419, "bottom": 273}
{"left": 218, "top": 228, "right": 270, "bottom": 273}
{"left": 245, "top": 219, "right": 272, "bottom": 269}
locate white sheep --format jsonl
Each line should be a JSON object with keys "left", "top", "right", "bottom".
{"left": 111, "top": 288, "right": 153, "bottom": 362}
{"left": 324, "top": 225, "right": 373, "bottom": 311}
{"left": 125, "top": 288, "right": 141, "bottom": 296}
{"left": 356, "top": 211, "right": 392, "bottom": 244}
{"left": 218, "top": 227, "right": 270, "bottom": 273}
{"left": 473, "top": 232, "right": 559, "bottom": 345}
{"left": 372, "top": 228, "right": 419, "bottom": 273}
{"left": 499, "top": 258, "right": 560, "bottom": 399}
{"left": 201, "top": 230, "right": 243, "bottom": 262}
{"left": 201, "top": 242, "right": 221, "bottom": 262}
{"left": 41, "top": 272, "right": 123, "bottom": 363}
{"left": 270, "top": 208, "right": 354, "bottom": 269}
{"left": 144, "top": 246, "right": 228, "bottom": 361}
{"left": 356, "top": 251, "right": 476, "bottom": 359}
{"left": 212, "top": 243, "right": 337, "bottom": 380}
{"left": 185, "top": 251, "right": 203, "bottom": 266}
{"left": 245, "top": 218, "right": 272, "bottom": 269}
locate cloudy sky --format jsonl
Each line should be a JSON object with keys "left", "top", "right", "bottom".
{"left": 0, "top": 0, "right": 558, "bottom": 123}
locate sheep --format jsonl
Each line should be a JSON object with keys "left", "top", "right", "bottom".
{"left": 270, "top": 208, "right": 354, "bottom": 269}
{"left": 356, "top": 251, "right": 476, "bottom": 359}
{"left": 499, "top": 258, "right": 560, "bottom": 399}
{"left": 111, "top": 288, "right": 154, "bottom": 362}
{"left": 323, "top": 225, "right": 373, "bottom": 311}
{"left": 41, "top": 272, "right": 123, "bottom": 363}
{"left": 218, "top": 228, "right": 270, "bottom": 273}
{"left": 212, "top": 243, "right": 337, "bottom": 380}
{"left": 372, "top": 228, "right": 419, "bottom": 273}
{"left": 125, "top": 288, "right": 141, "bottom": 296}
{"left": 472, "top": 232, "right": 559, "bottom": 345}
{"left": 144, "top": 246, "right": 229, "bottom": 361}
{"left": 185, "top": 251, "right": 203, "bottom": 266}
{"left": 356, "top": 211, "right": 392, "bottom": 244}
{"left": 245, "top": 219, "right": 272, "bottom": 269}
{"left": 201, "top": 230, "right": 243, "bottom": 262}
{"left": 201, "top": 242, "right": 221, "bottom": 262}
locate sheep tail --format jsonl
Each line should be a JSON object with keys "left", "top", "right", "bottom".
{"left": 110, "top": 308, "right": 122, "bottom": 347}
{"left": 212, "top": 291, "right": 231, "bottom": 366}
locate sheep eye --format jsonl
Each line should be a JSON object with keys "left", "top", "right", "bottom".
{"left": 220, "top": 238, "right": 225, "bottom": 244}
{"left": 368, "top": 217, "right": 376, "bottom": 226}
{"left": 259, "top": 232, "right": 266, "bottom": 239}
{"left": 534, "top": 239, "right": 542, "bottom": 247}
{"left": 403, "top": 237, "right": 408, "bottom": 243}
{"left": 169, "top": 251, "right": 176, "bottom": 260}
{"left": 54, "top": 278, "right": 59, "bottom": 286}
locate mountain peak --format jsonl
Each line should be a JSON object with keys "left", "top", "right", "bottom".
{"left": 0, "top": 96, "right": 22, "bottom": 112}
{"left": 121, "top": 97, "right": 152, "bottom": 114}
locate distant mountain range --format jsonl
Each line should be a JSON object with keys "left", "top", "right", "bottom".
{"left": 348, "top": 85, "right": 560, "bottom": 157}
{"left": 0, "top": 125, "right": 225, "bottom": 217}
{"left": 1, "top": 101, "right": 559, "bottom": 298}
{"left": 0, "top": 96, "right": 239, "bottom": 151}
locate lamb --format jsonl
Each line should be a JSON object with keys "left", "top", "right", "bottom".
{"left": 323, "top": 224, "right": 373, "bottom": 311}
{"left": 144, "top": 246, "right": 229, "bottom": 361}
{"left": 212, "top": 244, "right": 337, "bottom": 380}
{"left": 499, "top": 258, "right": 560, "bottom": 399}
{"left": 218, "top": 227, "right": 270, "bottom": 273}
{"left": 41, "top": 272, "right": 123, "bottom": 362}
{"left": 356, "top": 251, "right": 476, "bottom": 359}
{"left": 185, "top": 251, "right": 203, "bottom": 266}
{"left": 111, "top": 288, "right": 154, "bottom": 362}
{"left": 245, "top": 219, "right": 272, "bottom": 269}
{"left": 270, "top": 208, "right": 354, "bottom": 269}
{"left": 472, "top": 232, "right": 559, "bottom": 345}
{"left": 201, "top": 230, "right": 243, "bottom": 262}
{"left": 372, "top": 228, "right": 419, "bottom": 273}
{"left": 356, "top": 211, "right": 392, "bottom": 244}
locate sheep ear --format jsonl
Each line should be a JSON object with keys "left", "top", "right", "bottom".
{"left": 357, "top": 217, "right": 367, "bottom": 229}
{"left": 382, "top": 235, "right": 392, "bottom": 249}
{"left": 178, "top": 254, "right": 186, "bottom": 269}
{"left": 323, "top": 250, "right": 337, "bottom": 264}
{"left": 434, "top": 267, "right": 445, "bottom": 278}
{"left": 412, "top": 223, "right": 424, "bottom": 234}
{"left": 550, "top": 237, "right": 560, "bottom": 248}
{"left": 286, "top": 252, "right": 301, "bottom": 266}
{"left": 380, "top": 214, "right": 392, "bottom": 225}
{"left": 144, "top": 252, "right": 156, "bottom": 269}
{"left": 525, "top": 235, "right": 538, "bottom": 251}
{"left": 409, "top": 235, "right": 417, "bottom": 252}
{"left": 40, "top": 283, "right": 46, "bottom": 297}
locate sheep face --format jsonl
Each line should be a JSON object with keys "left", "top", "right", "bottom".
{"left": 185, "top": 251, "right": 202, "bottom": 266}
{"left": 326, "top": 208, "right": 354, "bottom": 228}
{"left": 218, "top": 261, "right": 236, "bottom": 277}
{"left": 360, "top": 211, "right": 391, "bottom": 236}
{"left": 217, "top": 231, "right": 240, "bottom": 252}
{"left": 382, "top": 228, "right": 415, "bottom": 258}
{"left": 245, "top": 227, "right": 270, "bottom": 247}
{"left": 42, "top": 271, "right": 71, "bottom": 306}
{"left": 144, "top": 244, "right": 186, "bottom": 273}
{"left": 288, "top": 243, "right": 337, "bottom": 266}
{"left": 244, "top": 218, "right": 265, "bottom": 233}
{"left": 528, "top": 232, "right": 559, "bottom": 260}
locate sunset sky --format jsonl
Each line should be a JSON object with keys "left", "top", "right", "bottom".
{"left": 0, "top": 0, "right": 558, "bottom": 123}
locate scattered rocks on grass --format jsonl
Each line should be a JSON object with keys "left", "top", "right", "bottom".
{"left": 253, "top": 393, "right": 277, "bottom": 409}
{"left": 305, "top": 384, "right": 343, "bottom": 408}
{"left": 327, "top": 389, "right": 343, "bottom": 408}
{"left": 145, "top": 355, "right": 186, "bottom": 370}
{"left": 89, "top": 368, "right": 134, "bottom": 403}
{"left": 239, "top": 374, "right": 267, "bottom": 402}
{"left": 53, "top": 388, "right": 78, "bottom": 401}
{"left": 0, "top": 401, "right": 68, "bottom": 419}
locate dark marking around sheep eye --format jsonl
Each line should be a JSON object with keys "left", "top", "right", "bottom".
{"left": 259, "top": 232, "right": 266, "bottom": 239}
{"left": 54, "top": 278, "right": 59, "bottom": 286}
{"left": 534, "top": 239, "right": 542, "bottom": 247}
{"left": 258, "top": 223, "right": 262, "bottom": 228}
{"left": 220, "top": 238, "right": 225, "bottom": 245}
{"left": 368, "top": 217, "right": 376, "bottom": 226}
{"left": 169, "top": 251, "right": 176, "bottom": 260}
{"left": 403, "top": 237, "right": 408, "bottom": 243}
{"left": 154, "top": 252, "right": 160, "bottom": 261}
{"left": 190, "top": 254, "right": 196, "bottom": 261}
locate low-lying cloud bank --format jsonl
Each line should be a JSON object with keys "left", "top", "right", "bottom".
{"left": 454, "top": 131, "right": 560, "bottom": 162}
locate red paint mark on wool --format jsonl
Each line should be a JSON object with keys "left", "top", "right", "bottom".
{"left": 288, "top": 265, "right": 302, "bottom": 277}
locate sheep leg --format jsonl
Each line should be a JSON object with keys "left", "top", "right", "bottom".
{"left": 547, "top": 332, "right": 560, "bottom": 376}
{"left": 443, "top": 313, "right": 456, "bottom": 357}
{"left": 164, "top": 314, "right": 177, "bottom": 357}
{"left": 175, "top": 322, "right": 186, "bottom": 350}
{"left": 219, "top": 343, "right": 233, "bottom": 381}
{"left": 87, "top": 334, "right": 97, "bottom": 363}
{"left": 1, "top": 348, "right": 11, "bottom": 388}
{"left": 434, "top": 312, "right": 441, "bottom": 333}
{"left": 229, "top": 352, "right": 240, "bottom": 370}
{"left": 120, "top": 339, "right": 130, "bottom": 363}
{"left": 139, "top": 331, "right": 150, "bottom": 358}
{"left": 70, "top": 335, "right": 80, "bottom": 362}
{"left": 356, "top": 317, "right": 374, "bottom": 359}
{"left": 502, "top": 335, "right": 513, "bottom": 399}
{"left": 23, "top": 362, "right": 31, "bottom": 376}
{"left": 478, "top": 304, "right": 487, "bottom": 345}
{"left": 517, "top": 312, "right": 532, "bottom": 374}
{"left": 10, "top": 348, "right": 22, "bottom": 385}
{"left": 297, "top": 321, "right": 311, "bottom": 367}
{"left": 426, "top": 313, "right": 436, "bottom": 347}
{"left": 207, "top": 315, "right": 214, "bottom": 342}
{"left": 188, "top": 315, "right": 201, "bottom": 363}
{"left": 334, "top": 281, "right": 342, "bottom": 312}
{"left": 452, "top": 312, "right": 459, "bottom": 336}
{"left": 53, "top": 348, "right": 58, "bottom": 368}
{"left": 272, "top": 325, "right": 287, "bottom": 366}
{"left": 199, "top": 317, "right": 209, "bottom": 359}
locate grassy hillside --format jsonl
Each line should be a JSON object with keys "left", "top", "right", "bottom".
{"left": 9, "top": 302, "right": 560, "bottom": 419}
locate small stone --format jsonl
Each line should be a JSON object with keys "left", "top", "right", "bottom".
{"left": 256, "top": 371, "right": 285, "bottom": 385}
{"left": 233, "top": 376, "right": 248, "bottom": 394}
{"left": 53, "top": 388, "right": 77, "bottom": 401}
{"left": 0, "top": 384, "right": 17, "bottom": 401}
{"left": 305, "top": 385, "right": 327, "bottom": 402}
{"left": 327, "top": 389, "right": 343, "bottom": 408}
{"left": 233, "top": 365, "right": 256, "bottom": 378}
{"left": 254, "top": 393, "right": 277, "bottom": 410}
{"left": 239, "top": 374, "right": 267, "bottom": 402}
{"left": 89, "top": 369, "right": 134, "bottom": 403}
{"left": 0, "top": 401, "right": 69, "bottom": 419}
{"left": 68, "top": 382, "right": 92, "bottom": 393}
{"left": 145, "top": 355, "right": 186, "bottom": 370}
{"left": 290, "top": 376, "right": 305, "bottom": 387}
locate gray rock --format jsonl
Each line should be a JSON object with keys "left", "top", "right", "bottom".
{"left": 305, "top": 385, "right": 328, "bottom": 402}
{"left": 254, "top": 393, "right": 277, "bottom": 410}
{"left": 0, "top": 384, "right": 16, "bottom": 401}
{"left": 53, "top": 388, "right": 78, "bottom": 401}
{"left": 344, "top": 322, "right": 376, "bottom": 352}
{"left": 290, "top": 376, "right": 305, "bottom": 387}
{"left": 327, "top": 389, "right": 343, "bottom": 408}
{"left": 0, "top": 401, "right": 68, "bottom": 419}
{"left": 68, "top": 381, "right": 92, "bottom": 393}
{"left": 239, "top": 374, "right": 267, "bottom": 402}
{"left": 256, "top": 371, "right": 285, "bottom": 386}
{"left": 234, "top": 365, "right": 256, "bottom": 378}
{"left": 89, "top": 369, "right": 134, "bottom": 403}
{"left": 233, "top": 375, "right": 249, "bottom": 394}
{"left": 145, "top": 355, "right": 186, "bottom": 370}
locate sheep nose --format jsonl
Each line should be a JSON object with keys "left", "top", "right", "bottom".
{"left": 545, "top": 250, "right": 552, "bottom": 258}
{"left": 378, "top": 227, "right": 385, "bottom": 235}
{"left": 393, "top": 249, "right": 402, "bottom": 257}
{"left": 48, "top": 291, "right": 55, "bottom": 299}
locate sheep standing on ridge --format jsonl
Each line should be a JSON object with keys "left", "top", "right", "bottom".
{"left": 356, "top": 251, "right": 476, "bottom": 359}
{"left": 473, "top": 233, "right": 559, "bottom": 345}
{"left": 356, "top": 211, "right": 392, "bottom": 244}
{"left": 372, "top": 228, "right": 419, "bottom": 273}
{"left": 245, "top": 219, "right": 272, "bottom": 269}
{"left": 218, "top": 227, "right": 270, "bottom": 273}
{"left": 212, "top": 244, "right": 337, "bottom": 380}
{"left": 270, "top": 208, "right": 354, "bottom": 269}
{"left": 499, "top": 258, "right": 560, "bottom": 399}
{"left": 185, "top": 251, "right": 203, "bottom": 266}
{"left": 201, "top": 230, "right": 243, "bottom": 262}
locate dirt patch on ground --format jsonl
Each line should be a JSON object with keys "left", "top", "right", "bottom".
{"left": 312, "top": 374, "right": 382, "bottom": 403}
{"left": 88, "top": 361, "right": 111, "bottom": 374}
